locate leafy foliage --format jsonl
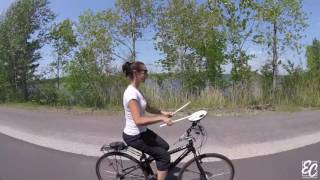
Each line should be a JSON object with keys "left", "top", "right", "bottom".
{"left": 154, "top": 0, "right": 226, "bottom": 88}
{"left": 115, "top": 0, "right": 154, "bottom": 61}
{"left": 253, "top": 0, "right": 308, "bottom": 91}
{"left": 306, "top": 38, "right": 320, "bottom": 75}
{"left": 50, "top": 19, "right": 78, "bottom": 89}
{"left": 0, "top": 0, "right": 318, "bottom": 109}
{"left": 0, "top": 0, "right": 55, "bottom": 101}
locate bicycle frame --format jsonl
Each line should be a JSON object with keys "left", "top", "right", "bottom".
{"left": 97, "top": 111, "right": 234, "bottom": 180}
{"left": 116, "top": 139, "right": 200, "bottom": 178}
{"left": 114, "top": 121, "right": 208, "bottom": 179}
{"left": 140, "top": 137, "right": 206, "bottom": 177}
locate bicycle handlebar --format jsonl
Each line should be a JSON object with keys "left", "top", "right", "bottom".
{"left": 160, "top": 110, "right": 207, "bottom": 127}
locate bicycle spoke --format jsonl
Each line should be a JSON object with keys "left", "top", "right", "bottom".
{"left": 115, "top": 155, "right": 119, "bottom": 173}
{"left": 207, "top": 171, "right": 231, "bottom": 179}
{"left": 213, "top": 168, "right": 231, "bottom": 175}
{"left": 120, "top": 155, "right": 124, "bottom": 170}
{"left": 123, "top": 174, "right": 146, "bottom": 179}
{"left": 178, "top": 153, "right": 234, "bottom": 180}
{"left": 184, "top": 168, "right": 202, "bottom": 174}
{"left": 106, "top": 158, "right": 118, "bottom": 173}
{"left": 102, "top": 170, "right": 117, "bottom": 175}
{"left": 183, "top": 168, "right": 217, "bottom": 180}
{"left": 96, "top": 151, "right": 148, "bottom": 180}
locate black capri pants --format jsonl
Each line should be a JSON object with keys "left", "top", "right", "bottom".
{"left": 123, "top": 129, "right": 170, "bottom": 171}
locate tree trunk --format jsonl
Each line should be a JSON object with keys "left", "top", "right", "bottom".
{"left": 130, "top": 12, "right": 136, "bottom": 62}
{"left": 57, "top": 55, "right": 60, "bottom": 90}
{"left": 272, "top": 21, "right": 278, "bottom": 92}
{"left": 22, "top": 73, "right": 29, "bottom": 101}
{"left": 10, "top": 54, "right": 18, "bottom": 99}
{"left": 132, "top": 33, "right": 136, "bottom": 62}
{"left": 22, "top": 64, "right": 29, "bottom": 101}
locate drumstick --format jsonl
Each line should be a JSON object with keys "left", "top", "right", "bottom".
{"left": 172, "top": 101, "right": 191, "bottom": 115}
{"left": 160, "top": 115, "right": 192, "bottom": 127}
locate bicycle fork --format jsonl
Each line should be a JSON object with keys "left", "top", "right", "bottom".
{"left": 191, "top": 148, "right": 208, "bottom": 180}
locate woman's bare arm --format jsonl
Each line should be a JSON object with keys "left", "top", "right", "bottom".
{"left": 128, "top": 100, "right": 171, "bottom": 126}
{"left": 146, "top": 103, "right": 161, "bottom": 114}
{"left": 146, "top": 103, "right": 173, "bottom": 117}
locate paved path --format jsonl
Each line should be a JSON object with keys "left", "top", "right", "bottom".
{"left": 233, "top": 142, "right": 320, "bottom": 180}
{"left": 1, "top": 132, "right": 319, "bottom": 180}
{"left": 0, "top": 133, "right": 96, "bottom": 180}
{"left": 0, "top": 106, "right": 320, "bottom": 159}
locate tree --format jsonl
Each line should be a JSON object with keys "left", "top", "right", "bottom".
{"left": 115, "top": 0, "right": 154, "bottom": 62}
{"left": 253, "top": 0, "right": 308, "bottom": 92}
{"left": 66, "top": 10, "right": 120, "bottom": 108}
{"left": 306, "top": 38, "right": 320, "bottom": 75}
{"left": 208, "top": 0, "right": 257, "bottom": 86}
{"left": 0, "top": 17, "right": 10, "bottom": 100}
{"left": 282, "top": 60, "right": 304, "bottom": 100}
{"left": 0, "top": 0, "right": 55, "bottom": 101}
{"left": 0, "top": 42, "right": 9, "bottom": 101}
{"left": 260, "top": 61, "right": 273, "bottom": 101}
{"left": 50, "top": 19, "right": 78, "bottom": 90}
{"left": 155, "top": 0, "right": 225, "bottom": 87}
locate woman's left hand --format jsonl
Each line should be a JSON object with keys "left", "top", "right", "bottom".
{"left": 161, "top": 111, "right": 173, "bottom": 118}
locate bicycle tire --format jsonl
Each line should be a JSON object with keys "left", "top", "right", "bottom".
{"left": 96, "top": 151, "right": 148, "bottom": 180}
{"left": 178, "top": 153, "right": 235, "bottom": 180}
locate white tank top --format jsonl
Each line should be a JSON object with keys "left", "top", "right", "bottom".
{"left": 123, "top": 85, "right": 147, "bottom": 135}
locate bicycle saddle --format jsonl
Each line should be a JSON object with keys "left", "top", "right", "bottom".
{"left": 110, "top": 141, "right": 127, "bottom": 150}
{"left": 101, "top": 141, "right": 127, "bottom": 151}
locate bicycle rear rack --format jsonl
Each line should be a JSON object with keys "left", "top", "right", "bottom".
{"left": 100, "top": 141, "right": 154, "bottom": 162}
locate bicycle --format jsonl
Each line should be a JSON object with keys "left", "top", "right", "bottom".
{"left": 95, "top": 110, "right": 235, "bottom": 180}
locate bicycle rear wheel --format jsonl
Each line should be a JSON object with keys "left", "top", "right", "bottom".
{"left": 96, "top": 151, "right": 148, "bottom": 180}
{"left": 178, "top": 153, "right": 234, "bottom": 180}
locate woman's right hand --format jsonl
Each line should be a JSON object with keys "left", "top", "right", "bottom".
{"left": 162, "top": 116, "right": 173, "bottom": 126}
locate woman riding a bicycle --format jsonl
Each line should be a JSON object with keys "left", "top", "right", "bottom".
{"left": 122, "top": 61, "right": 173, "bottom": 180}
{"left": 95, "top": 61, "right": 235, "bottom": 180}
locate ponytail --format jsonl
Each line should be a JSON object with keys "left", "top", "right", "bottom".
{"left": 122, "top": 61, "right": 145, "bottom": 80}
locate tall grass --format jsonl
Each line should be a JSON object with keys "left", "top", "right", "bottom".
{"left": 281, "top": 74, "right": 320, "bottom": 107}
{"left": 140, "top": 73, "right": 320, "bottom": 110}
{"left": 17, "top": 72, "right": 320, "bottom": 110}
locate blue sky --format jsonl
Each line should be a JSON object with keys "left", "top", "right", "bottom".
{"left": 1, "top": 0, "right": 320, "bottom": 74}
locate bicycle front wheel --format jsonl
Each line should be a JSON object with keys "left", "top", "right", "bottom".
{"left": 96, "top": 151, "right": 148, "bottom": 180}
{"left": 178, "top": 153, "right": 234, "bottom": 180}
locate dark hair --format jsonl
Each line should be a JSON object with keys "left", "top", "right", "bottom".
{"left": 122, "top": 61, "right": 145, "bottom": 80}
